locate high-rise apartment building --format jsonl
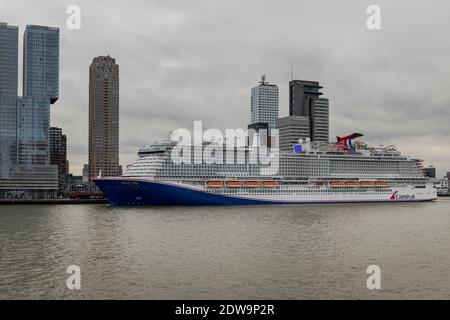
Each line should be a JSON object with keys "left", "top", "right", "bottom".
{"left": 50, "top": 127, "right": 67, "bottom": 195}
{"left": 89, "top": 55, "right": 120, "bottom": 179}
{"left": 0, "top": 23, "right": 59, "bottom": 199}
{"left": 250, "top": 75, "right": 279, "bottom": 129}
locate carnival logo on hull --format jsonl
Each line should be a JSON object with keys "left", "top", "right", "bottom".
{"left": 390, "top": 191, "right": 415, "bottom": 200}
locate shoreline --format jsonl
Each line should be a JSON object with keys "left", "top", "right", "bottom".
{"left": 0, "top": 199, "right": 108, "bottom": 205}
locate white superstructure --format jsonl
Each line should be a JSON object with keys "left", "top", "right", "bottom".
{"left": 119, "top": 136, "right": 436, "bottom": 204}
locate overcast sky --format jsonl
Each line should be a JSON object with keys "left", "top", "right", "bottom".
{"left": 2, "top": 0, "right": 450, "bottom": 176}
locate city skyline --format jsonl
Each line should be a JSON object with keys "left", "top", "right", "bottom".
{"left": 1, "top": 1, "right": 450, "bottom": 177}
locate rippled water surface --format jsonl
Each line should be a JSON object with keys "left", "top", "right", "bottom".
{"left": 1, "top": 200, "right": 450, "bottom": 299}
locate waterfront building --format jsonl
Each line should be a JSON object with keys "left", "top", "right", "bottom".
{"left": 434, "top": 177, "right": 449, "bottom": 195}
{"left": 82, "top": 164, "right": 90, "bottom": 183}
{"left": 289, "top": 80, "right": 322, "bottom": 117}
{"left": 275, "top": 116, "right": 311, "bottom": 150}
{"left": 447, "top": 172, "right": 450, "bottom": 193}
{"left": 50, "top": 127, "right": 68, "bottom": 196}
{"left": 0, "top": 23, "right": 18, "bottom": 181}
{"left": 276, "top": 80, "right": 329, "bottom": 148}
{"left": 23, "top": 25, "right": 59, "bottom": 103}
{"left": 311, "top": 98, "right": 329, "bottom": 142}
{"left": 0, "top": 23, "right": 18, "bottom": 98}
{"left": 0, "top": 23, "right": 59, "bottom": 199}
{"left": 250, "top": 75, "right": 279, "bottom": 130}
{"left": 16, "top": 96, "right": 52, "bottom": 166}
{"left": 424, "top": 166, "right": 436, "bottom": 179}
{"left": 88, "top": 55, "right": 120, "bottom": 180}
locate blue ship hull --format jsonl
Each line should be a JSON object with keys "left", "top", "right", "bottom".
{"left": 94, "top": 178, "right": 435, "bottom": 206}
{"left": 95, "top": 178, "right": 271, "bottom": 206}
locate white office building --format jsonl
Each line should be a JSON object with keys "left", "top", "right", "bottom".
{"left": 250, "top": 75, "right": 279, "bottom": 129}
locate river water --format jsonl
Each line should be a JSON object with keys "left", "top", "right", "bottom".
{"left": 1, "top": 199, "right": 450, "bottom": 299}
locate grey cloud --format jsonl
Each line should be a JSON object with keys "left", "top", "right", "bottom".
{"left": 2, "top": 0, "right": 450, "bottom": 176}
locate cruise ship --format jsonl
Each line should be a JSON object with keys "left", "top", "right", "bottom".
{"left": 94, "top": 133, "right": 437, "bottom": 206}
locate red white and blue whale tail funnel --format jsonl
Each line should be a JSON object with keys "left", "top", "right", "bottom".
{"left": 336, "top": 133, "right": 364, "bottom": 151}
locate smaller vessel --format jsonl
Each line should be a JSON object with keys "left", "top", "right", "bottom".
{"left": 244, "top": 181, "right": 260, "bottom": 187}
{"left": 345, "top": 181, "right": 360, "bottom": 187}
{"left": 261, "top": 181, "right": 278, "bottom": 188}
{"left": 226, "top": 181, "right": 243, "bottom": 188}
{"left": 206, "top": 181, "right": 224, "bottom": 188}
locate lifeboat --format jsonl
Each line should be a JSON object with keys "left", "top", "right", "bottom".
{"left": 345, "top": 181, "right": 360, "bottom": 187}
{"left": 360, "top": 181, "right": 375, "bottom": 187}
{"left": 330, "top": 181, "right": 345, "bottom": 187}
{"left": 374, "top": 181, "right": 388, "bottom": 187}
{"left": 244, "top": 181, "right": 260, "bottom": 187}
{"left": 206, "top": 181, "right": 224, "bottom": 187}
{"left": 226, "top": 181, "right": 243, "bottom": 187}
{"left": 261, "top": 181, "right": 278, "bottom": 187}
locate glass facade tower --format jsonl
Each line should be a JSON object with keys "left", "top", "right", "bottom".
{"left": 0, "top": 23, "right": 18, "bottom": 179}
{"left": 0, "top": 23, "right": 59, "bottom": 199}
{"left": 23, "top": 25, "right": 59, "bottom": 103}
{"left": 16, "top": 96, "right": 51, "bottom": 166}
{"left": 0, "top": 23, "right": 18, "bottom": 97}
{"left": 18, "top": 25, "right": 59, "bottom": 170}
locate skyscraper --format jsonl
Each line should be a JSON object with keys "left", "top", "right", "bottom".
{"left": 288, "top": 80, "right": 329, "bottom": 142}
{"left": 19, "top": 25, "right": 59, "bottom": 168}
{"left": 89, "top": 55, "right": 120, "bottom": 179}
{"left": 276, "top": 79, "right": 329, "bottom": 150}
{"left": 0, "top": 23, "right": 59, "bottom": 199}
{"left": 250, "top": 75, "right": 279, "bottom": 129}
{"left": 50, "top": 127, "right": 67, "bottom": 195}
{"left": 23, "top": 25, "right": 59, "bottom": 103}
{"left": 289, "top": 80, "right": 323, "bottom": 117}
{"left": 311, "top": 98, "right": 329, "bottom": 142}
{"left": 0, "top": 23, "right": 18, "bottom": 97}
{"left": 0, "top": 23, "right": 18, "bottom": 180}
